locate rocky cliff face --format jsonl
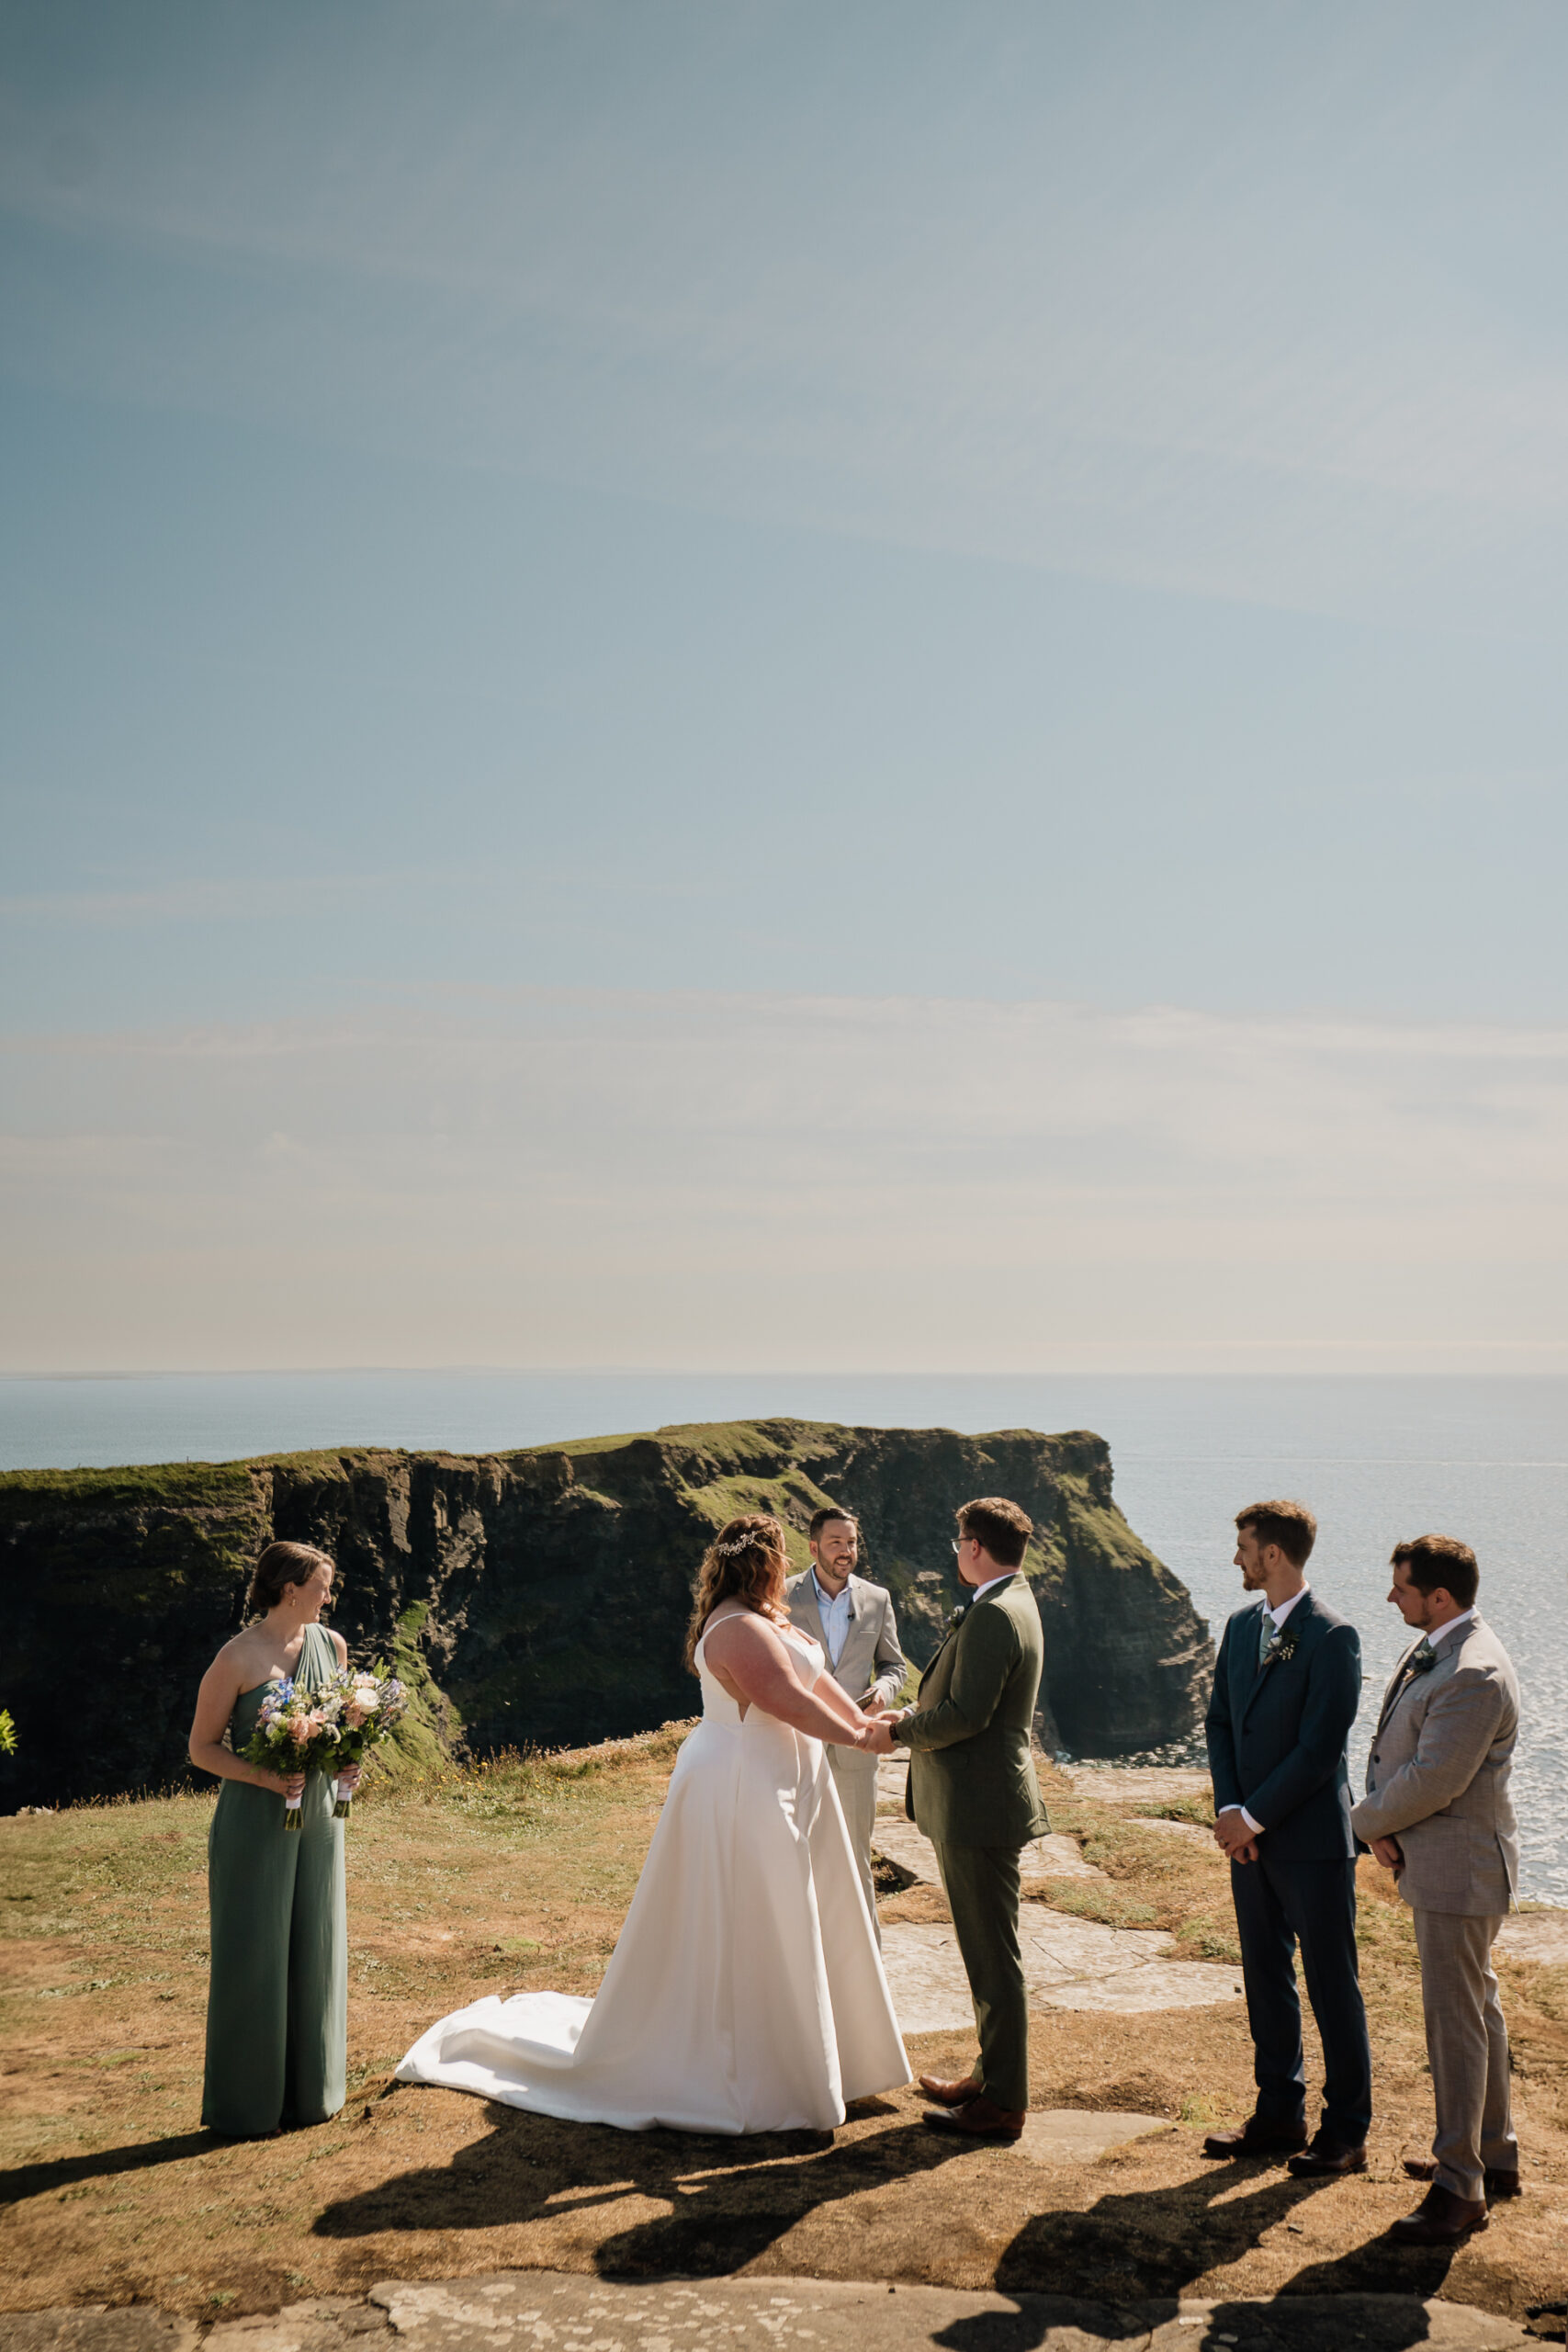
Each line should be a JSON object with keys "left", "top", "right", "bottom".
{"left": 0, "top": 1419, "right": 1213, "bottom": 1809}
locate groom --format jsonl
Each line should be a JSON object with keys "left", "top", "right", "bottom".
{"left": 868, "top": 1495, "right": 1048, "bottom": 2142}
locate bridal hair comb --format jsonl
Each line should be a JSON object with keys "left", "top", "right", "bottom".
{"left": 715, "top": 1527, "right": 773, "bottom": 1556}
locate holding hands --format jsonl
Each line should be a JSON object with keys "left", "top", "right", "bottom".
{"left": 860, "top": 1708, "right": 907, "bottom": 1758}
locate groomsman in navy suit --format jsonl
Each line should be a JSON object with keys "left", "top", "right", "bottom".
{"left": 1203, "top": 1499, "right": 1373, "bottom": 2175}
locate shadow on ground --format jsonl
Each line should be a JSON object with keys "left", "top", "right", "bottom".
{"left": 316, "top": 2099, "right": 976, "bottom": 2272}
{"left": 984, "top": 2154, "right": 1455, "bottom": 2318}
{"left": 0, "top": 2131, "right": 217, "bottom": 2206}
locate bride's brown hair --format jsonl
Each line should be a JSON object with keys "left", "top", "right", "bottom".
{"left": 683, "top": 1513, "right": 792, "bottom": 1672}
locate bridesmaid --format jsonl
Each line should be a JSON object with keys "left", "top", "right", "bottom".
{"left": 188, "top": 1540, "right": 359, "bottom": 2138}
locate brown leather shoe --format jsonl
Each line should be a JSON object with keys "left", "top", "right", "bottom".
{"left": 1286, "top": 2134, "right": 1368, "bottom": 2177}
{"left": 1389, "top": 2185, "right": 1490, "bottom": 2245}
{"left": 1403, "top": 2157, "right": 1522, "bottom": 2201}
{"left": 1201, "top": 2117, "right": 1309, "bottom": 2160}
{"left": 918, "top": 2072, "right": 982, "bottom": 2108}
{"left": 922, "top": 2095, "right": 1026, "bottom": 2142}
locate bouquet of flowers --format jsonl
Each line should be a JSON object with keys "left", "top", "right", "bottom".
{"left": 242, "top": 1680, "right": 344, "bottom": 1831}
{"left": 321, "top": 1665, "right": 409, "bottom": 1818}
{"left": 241, "top": 1666, "right": 407, "bottom": 1829}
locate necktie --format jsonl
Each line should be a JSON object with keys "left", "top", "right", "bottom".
{"left": 1257, "top": 1607, "right": 1275, "bottom": 1668}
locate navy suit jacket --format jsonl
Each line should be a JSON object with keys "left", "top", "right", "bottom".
{"left": 1204, "top": 1589, "right": 1361, "bottom": 1862}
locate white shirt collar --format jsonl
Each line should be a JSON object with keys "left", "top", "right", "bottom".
{"left": 811, "top": 1570, "right": 851, "bottom": 1611}
{"left": 1429, "top": 1606, "right": 1475, "bottom": 1645}
{"left": 971, "top": 1572, "right": 1015, "bottom": 1603}
{"left": 1264, "top": 1582, "right": 1310, "bottom": 1629}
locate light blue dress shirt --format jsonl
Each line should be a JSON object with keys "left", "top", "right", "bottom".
{"left": 811, "top": 1571, "right": 852, "bottom": 1668}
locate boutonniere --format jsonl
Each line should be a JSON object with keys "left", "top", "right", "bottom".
{"left": 947, "top": 1603, "right": 969, "bottom": 1631}
{"left": 1407, "top": 1638, "right": 1438, "bottom": 1676}
{"left": 1260, "top": 1624, "right": 1302, "bottom": 1668}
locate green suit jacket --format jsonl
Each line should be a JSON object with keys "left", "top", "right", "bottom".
{"left": 897, "top": 1573, "right": 1050, "bottom": 1849}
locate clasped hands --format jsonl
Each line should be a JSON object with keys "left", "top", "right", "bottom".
{"left": 857, "top": 1700, "right": 908, "bottom": 1757}
{"left": 271, "top": 1763, "right": 361, "bottom": 1803}
{"left": 1213, "top": 1805, "right": 1260, "bottom": 1865}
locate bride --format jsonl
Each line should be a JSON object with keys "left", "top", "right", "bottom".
{"left": 396, "top": 1513, "right": 910, "bottom": 2132}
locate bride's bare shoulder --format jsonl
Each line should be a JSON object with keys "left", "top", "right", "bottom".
{"left": 700, "top": 1603, "right": 784, "bottom": 1648}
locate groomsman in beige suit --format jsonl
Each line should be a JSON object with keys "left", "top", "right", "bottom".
{"left": 785, "top": 1507, "right": 906, "bottom": 1942}
{"left": 1352, "top": 1535, "right": 1521, "bottom": 2245}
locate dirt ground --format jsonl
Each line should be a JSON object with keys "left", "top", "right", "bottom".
{"left": 3, "top": 1736, "right": 1566, "bottom": 2331}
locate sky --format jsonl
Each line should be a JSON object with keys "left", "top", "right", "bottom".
{"left": 3, "top": 1, "right": 1567, "bottom": 1373}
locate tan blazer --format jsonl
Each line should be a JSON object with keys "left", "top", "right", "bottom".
{"left": 1350, "top": 1612, "right": 1520, "bottom": 1916}
{"left": 784, "top": 1569, "right": 906, "bottom": 1777}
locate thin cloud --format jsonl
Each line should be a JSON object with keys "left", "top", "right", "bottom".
{"left": 3, "top": 989, "right": 1564, "bottom": 1371}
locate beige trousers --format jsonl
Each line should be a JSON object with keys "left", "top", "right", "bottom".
{"left": 826, "top": 1747, "right": 880, "bottom": 1947}
{"left": 1411, "top": 1906, "right": 1517, "bottom": 2201}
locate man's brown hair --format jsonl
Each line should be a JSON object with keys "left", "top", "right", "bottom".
{"left": 1391, "top": 1534, "right": 1479, "bottom": 1611}
{"left": 956, "top": 1496, "right": 1033, "bottom": 1571}
{"left": 1235, "top": 1499, "right": 1317, "bottom": 1570}
{"left": 808, "top": 1505, "right": 857, "bottom": 1543}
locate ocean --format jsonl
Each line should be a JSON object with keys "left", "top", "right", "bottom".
{"left": 3, "top": 1370, "right": 1563, "bottom": 1901}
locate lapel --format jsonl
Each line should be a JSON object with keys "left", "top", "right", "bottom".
{"left": 1374, "top": 1612, "right": 1470, "bottom": 1736}
{"left": 1231, "top": 1601, "right": 1269, "bottom": 1723}
{"left": 791, "top": 1575, "right": 826, "bottom": 1649}
{"left": 1240, "top": 1591, "right": 1314, "bottom": 1725}
{"left": 1374, "top": 1634, "right": 1426, "bottom": 1736}
{"left": 919, "top": 1577, "right": 995, "bottom": 1691}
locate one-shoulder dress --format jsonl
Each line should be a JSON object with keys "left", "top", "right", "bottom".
{"left": 396, "top": 1620, "right": 909, "bottom": 2132}
{"left": 201, "top": 1621, "right": 347, "bottom": 2136}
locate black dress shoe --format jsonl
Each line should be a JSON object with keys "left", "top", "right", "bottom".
{"left": 1403, "top": 2157, "right": 1522, "bottom": 2200}
{"left": 1201, "top": 2117, "right": 1308, "bottom": 2160}
{"left": 1389, "top": 2184, "right": 1489, "bottom": 2244}
{"left": 1287, "top": 2133, "right": 1369, "bottom": 2177}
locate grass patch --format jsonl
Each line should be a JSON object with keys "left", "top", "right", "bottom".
{"left": 1144, "top": 1793, "right": 1216, "bottom": 1826}
{"left": 4, "top": 1738, "right": 1567, "bottom": 2327}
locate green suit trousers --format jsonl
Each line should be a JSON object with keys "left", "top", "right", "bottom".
{"left": 931, "top": 1838, "right": 1028, "bottom": 2112}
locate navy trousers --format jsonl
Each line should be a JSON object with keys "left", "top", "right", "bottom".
{"left": 1230, "top": 1853, "right": 1372, "bottom": 2146}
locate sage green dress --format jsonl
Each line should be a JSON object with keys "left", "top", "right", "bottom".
{"left": 201, "top": 1622, "right": 347, "bottom": 2136}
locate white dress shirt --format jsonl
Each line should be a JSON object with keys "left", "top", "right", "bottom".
{"left": 811, "top": 1571, "right": 852, "bottom": 1668}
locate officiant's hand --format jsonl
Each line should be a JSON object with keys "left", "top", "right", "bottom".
{"left": 1370, "top": 1834, "right": 1404, "bottom": 1873}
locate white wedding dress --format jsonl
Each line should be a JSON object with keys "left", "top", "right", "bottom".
{"left": 395, "top": 1615, "right": 910, "bottom": 2132}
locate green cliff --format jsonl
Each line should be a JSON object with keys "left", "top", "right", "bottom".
{"left": 0, "top": 1419, "right": 1213, "bottom": 1809}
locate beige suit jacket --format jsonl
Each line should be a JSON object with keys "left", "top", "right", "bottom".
{"left": 1349, "top": 1611, "right": 1520, "bottom": 1915}
{"left": 784, "top": 1569, "right": 906, "bottom": 1778}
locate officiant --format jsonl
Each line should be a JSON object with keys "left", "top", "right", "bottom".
{"left": 785, "top": 1506, "right": 907, "bottom": 1940}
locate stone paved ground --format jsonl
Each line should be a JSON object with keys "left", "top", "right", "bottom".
{"left": 0, "top": 2272, "right": 1551, "bottom": 2352}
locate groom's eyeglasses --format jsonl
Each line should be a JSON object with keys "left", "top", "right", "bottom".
{"left": 951, "top": 1538, "right": 972, "bottom": 1555}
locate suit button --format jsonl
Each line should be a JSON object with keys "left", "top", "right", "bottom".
{"left": 1371, "top": 1754, "right": 1379, "bottom": 1764}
